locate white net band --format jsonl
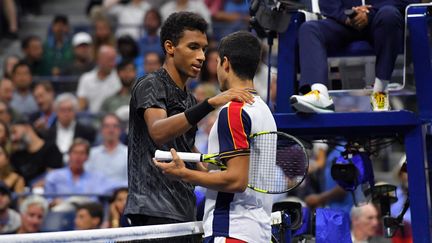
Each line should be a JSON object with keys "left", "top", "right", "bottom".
{"left": 0, "top": 221, "right": 203, "bottom": 243}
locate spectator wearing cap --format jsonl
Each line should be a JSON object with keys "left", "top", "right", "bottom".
{"left": 0, "top": 182, "right": 21, "bottom": 234}
{"left": 42, "top": 14, "right": 73, "bottom": 76}
{"left": 62, "top": 32, "right": 96, "bottom": 76}
{"left": 16, "top": 195, "right": 48, "bottom": 234}
{"left": 10, "top": 118, "right": 63, "bottom": 187}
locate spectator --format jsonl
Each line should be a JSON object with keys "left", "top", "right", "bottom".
{"left": 160, "top": 0, "right": 212, "bottom": 28}
{"left": 77, "top": 45, "right": 121, "bottom": 113}
{"left": 143, "top": 51, "right": 162, "bottom": 74}
{"left": 15, "top": 195, "right": 48, "bottom": 234}
{"left": 0, "top": 145, "right": 24, "bottom": 194}
{"left": 198, "top": 47, "right": 218, "bottom": 85}
{"left": 42, "top": 15, "right": 73, "bottom": 76}
{"left": 350, "top": 204, "right": 380, "bottom": 242}
{"left": 116, "top": 35, "right": 139, "bottom": 63}
{"left": 106, "top": 187, "right": 127, "bottom": 228}
{"left": 205, "top": 0, "right": 250, "bottom": 40}
{"left": 2, "top": 55, "right": 19, "bottom": 80}
{"left": 29, "top": 81, "right": 56, "bottom": 138}
{"left": 21, "top": 36, "right": 45, "bottom": 76}
{"left": 85, "top": 113, "right": 128, "bottom": 186}
{"left": 62, "top": 32, "right": 96, "bottom": 76}
{"left": 74, "top": 202, "right": 104, "bottom": 230}
{"left": 0, "top": 78, "right": 15, "bottom": 105}
{"left": 104, "top": 0, "right": 151, "bottom": 40}
{"left": 290, "top": 1, "right": 411, "bottom": 112}
{"left": 0, "top": 101, "right": 13, "bottom": 125}
{"left": 138, "top": 8, "right": 164, "bottom": 58}
{"left": 92, "top": 16, "right": 116, "bottom": 57}
{"left": 44, "top": 138, "right": 117, "bottom": 209}
{"left": 46, "top": 93, "right": 97, "bottom": 159}
{"left": 9, "top": 61, "right": 38, "bottom": 117}
{"left": 101, "top": 60, "right": 136, "bottom": 114}
{"left": 1, "top": 0, "right": 18, "bottom": 39}
{"left": 0, "top": 181, "right": 20, "bottom": 234}
{"left": 136, "top": 51, "right": 162, "bottom": 77}
{"left": 0, "top": 121, "right": 11, "bottom": 150}
{"left": 304, "top": 144, "right": 354, "bottom": 214}
{"left": 10, "top": 118, "right": 63, "bottom": 186}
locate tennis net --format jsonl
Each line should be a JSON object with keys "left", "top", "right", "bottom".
{"left": 0, "top": 221, "right": 203, "bottom": 243}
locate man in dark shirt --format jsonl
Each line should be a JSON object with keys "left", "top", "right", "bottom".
{"left": 10, "top": 119, "right": 63, "bottom": 186}
{"left": 125, "top": 11, "right": 254, "bottom": 230}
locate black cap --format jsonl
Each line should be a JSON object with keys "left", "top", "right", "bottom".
{"left": 0, "top": 181, "right": 11, "bottom": 197}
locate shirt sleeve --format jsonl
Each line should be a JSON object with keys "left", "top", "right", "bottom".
{"left": 217, "top": 101, "right": 251, "bottom": 160}
{"left": 76, "top": 73, "right": 89, "bottom": 99}
{"left": 319, "top": 0, "right": 348, "bottom": 24}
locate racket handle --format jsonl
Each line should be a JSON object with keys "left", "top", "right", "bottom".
{"left": 154, "top": 150, "right": 202, "bottom": 162}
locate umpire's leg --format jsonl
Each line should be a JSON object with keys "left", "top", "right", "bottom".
{"left": 298, "top": 19, "right": 361, "bottom": 89}
{"left": 369, "top": 5, "right": 404, "bottom": 81}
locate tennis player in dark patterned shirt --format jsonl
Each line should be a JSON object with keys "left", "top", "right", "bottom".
{"left": 124, "top": 11, "right": 254, "bottom": 233}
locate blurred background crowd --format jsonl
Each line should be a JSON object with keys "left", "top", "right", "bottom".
{"left": 0, "top": 0, "right": 414, "bottom": 241}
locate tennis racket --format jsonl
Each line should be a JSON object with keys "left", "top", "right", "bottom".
{"left": 155, "top": 131, "right": 309, "bottom": 194}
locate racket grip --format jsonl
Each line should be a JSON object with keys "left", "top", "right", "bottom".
{"left": 154, "top": 150, "right": 202, "bottom": 162}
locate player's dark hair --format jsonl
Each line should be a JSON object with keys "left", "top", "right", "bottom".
{"left": 160, "top": 12, "right": 208, "bottom": 55}
{"left": 218, "top": 31, "right": 261, "bottom": 80}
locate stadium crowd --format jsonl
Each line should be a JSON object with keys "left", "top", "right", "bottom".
{"left": 0, "top": 0, "right": 413, "bottom": 242}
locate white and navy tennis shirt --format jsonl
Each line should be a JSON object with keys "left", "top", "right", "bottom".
{"left": 203, "top": 91, "right": 277, "bottom": 242}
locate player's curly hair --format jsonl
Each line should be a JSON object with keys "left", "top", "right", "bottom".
{"left": 160, "top": 12, "right": 208, "bottom": 54}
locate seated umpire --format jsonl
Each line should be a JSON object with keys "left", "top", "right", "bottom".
{"left": 290, "top": 0, "right": 417, "bottom": 113}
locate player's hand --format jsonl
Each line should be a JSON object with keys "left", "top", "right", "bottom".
{"left": 207, "top": 88, "right": 254, "bottom": 107}
{"left": 153, "top": 148, "right": 187, "bottom": 180}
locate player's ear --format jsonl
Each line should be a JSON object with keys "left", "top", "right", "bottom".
{"left": 222, "top": 56, "right": 230, "bottom": 71}
{"left": 164, "top": 40, "right": 174, "bottom": 55}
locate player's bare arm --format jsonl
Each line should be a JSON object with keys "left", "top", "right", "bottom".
{"left": 144, "top": 89, "right": 254, "bottom": 145}
{"left": 154, "top": 148, "right": 249, "bottom": 193}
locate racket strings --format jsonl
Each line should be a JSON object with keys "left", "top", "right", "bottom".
{"left": 249, "top": 132, "right": 308, "bottom": 193}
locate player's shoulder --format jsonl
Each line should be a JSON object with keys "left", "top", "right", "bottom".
{"left": 133, "top": 71, "right": 164, "bottom": 92}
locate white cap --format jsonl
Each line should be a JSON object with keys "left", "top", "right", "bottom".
{"left": 72, "top": 32, "right": 92, "bottom": 47}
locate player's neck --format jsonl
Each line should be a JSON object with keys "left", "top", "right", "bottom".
{"left": 163, "top": 63, "right": 187, "bottom": 90}
{"left": 228, "top": 77, "right": 254, "bottom": 91}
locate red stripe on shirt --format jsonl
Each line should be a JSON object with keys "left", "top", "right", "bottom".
{"left": 227, "top": 101, "right": 248, "bottom": 149}
{"left": 226, "top": 237, "right": 247, "bottom": 243}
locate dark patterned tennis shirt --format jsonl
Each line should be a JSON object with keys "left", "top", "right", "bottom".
{"left": 124, "top": 68, "right": 198, "bottom": 221}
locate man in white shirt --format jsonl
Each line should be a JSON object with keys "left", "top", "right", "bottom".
{"left": 47, "top": 93, "right": 96, "bottom": 161}
{"left": 85, "top": 113, "right": 128, "bottom": 185}
{"left": 104, "top": 0, "right": 152, "bottom": 40}
{"left": 350, "top": 204, "right": 380, "bottom": 243}
{"left": 77, "top": 45, "right": 121, "bottom": 113}
{"left": 160, "top": 0, "right": 212, "bottom": 30}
